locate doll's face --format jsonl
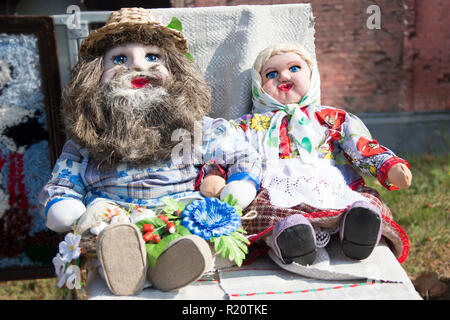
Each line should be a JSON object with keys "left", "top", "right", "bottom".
{"left": 260, "top": 52, "right": 311, "bottom": 105}
{"left": 102, "top": 43, "right": 170, "bottom": 85}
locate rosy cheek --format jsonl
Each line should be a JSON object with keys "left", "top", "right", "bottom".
{"left": 262, "top": 81, "right": 274, "bottom": 94}
{"left": 156, "top": 66, "right": 170, "bottom": 82}
{"left": 101, "top": 68, "right": 117, "bottom": 83}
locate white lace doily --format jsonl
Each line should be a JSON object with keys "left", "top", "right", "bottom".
{"left": 262, "top": 158, "right": 366, "bottom": 210}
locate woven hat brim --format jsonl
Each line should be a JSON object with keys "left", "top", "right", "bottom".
{"left": 79, "top": 22, "right": 189, "bottom": 57}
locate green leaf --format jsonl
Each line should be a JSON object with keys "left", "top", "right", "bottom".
{"left": 234, "top": 205, "right": 243, "bottom": 217}
{"left": 221, "top": 244, "right": 230, "bottom": 260}
{"left": 231, "top": 231, "right": 250, "bottom": 244}
{"left": 146, "top": 232, "right": 181, "bottom": 267}
{"left": 185, "top": 52, "right": 194, "bottom": 62}
{"left": 161, "top": 197, "right": 185, "bottom": 214}
{"left": 210, "top": 232, "right": 249, "bottom": 267}
{"left": 173, "top": 222, "right": 191, "bottom": 236}
{"left": 144, "top": 224, "right": 191, "bottom": 267}
{"left": 223, "top": 193, "right": 237, "bottom": 207}
{"left": 167, "top": 17, "right": 182, "bottom": 32}
{"left": 237, "top": 227, "right": 247, "bottom": 234}
{"left": 234, "top": 253, "right": 243, "bottom": 267}
{"left": 135, "top": 217, "right": 166, "bottom": 232}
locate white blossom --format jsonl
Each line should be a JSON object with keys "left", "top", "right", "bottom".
{"left": 59, "top": 233, "right": 81, "bottom": 262}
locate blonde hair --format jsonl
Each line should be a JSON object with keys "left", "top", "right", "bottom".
{"left": 253, "top": 43, "right": 314, "bottom": 83}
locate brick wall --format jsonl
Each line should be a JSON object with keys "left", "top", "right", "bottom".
{"left": 176, "top": 0, "right": 450, "bottom": 113}
{"left": 406, "top": 0, "right": 450, "bottom": 111}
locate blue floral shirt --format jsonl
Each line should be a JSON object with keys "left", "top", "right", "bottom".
{"left": 39, "top": 117, "right": 262, "bottom": 218}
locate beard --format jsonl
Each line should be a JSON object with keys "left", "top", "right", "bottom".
{"left": 73, "top": 68, "right": 204, "bottom": 167}
{"left": 97, "top": 69, "right": 177, "bottom": 166}
{"left": 62, "top": 45, "right": 211, "bottom": 168}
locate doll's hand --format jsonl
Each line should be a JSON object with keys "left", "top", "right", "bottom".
{"left": 199, "top": 171, "right": 226, "bottom": 198}
{"left": 387, "top": 163, "right": 412, "bottom": 189}
{"left": 220, "top": 180, "right": 257, "bottom": 209}
{"left": 46, "top": 199, "right": 86, "bottom": 233}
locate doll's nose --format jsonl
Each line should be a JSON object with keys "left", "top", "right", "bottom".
{"left": 130, "top": 58, "right": 148, "bottom": 71}
{"left": 278, "top": 70, "right": 291, "bottom": 81}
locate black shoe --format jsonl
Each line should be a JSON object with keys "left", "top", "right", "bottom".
{"left": 273, "top": 214, "right": 317, "bottom": 265}
{"left": 340, "top": 202, "right": 382, "bottom": 260}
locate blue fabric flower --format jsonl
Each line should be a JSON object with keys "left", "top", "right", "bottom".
{"left": 181, "top": 198, "right": 241, "bottom": 240}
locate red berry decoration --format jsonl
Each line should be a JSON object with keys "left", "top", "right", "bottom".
{"left": 153, "top": 234, "right": 161, "bottom": 243}
{"left": 158, "top": 215, "right": 169, "bottom": 224}
{"left": 142, "top": 224, "right": 155, "bottom": 233}
{"left": 174, "top": 210, "right": 181, "bottom": 216}
{"left": 166, "top": 222, "right": 176, "bottom": 234}
{"left": 143, "top": 232, "right": 154, "bottom": 243}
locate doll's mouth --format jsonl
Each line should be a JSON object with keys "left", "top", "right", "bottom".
{"left": 278, "top": 83, "right": 293, "bottom": 92}
{"left": 131, "top": 77, "right": 152, "bottom": 89}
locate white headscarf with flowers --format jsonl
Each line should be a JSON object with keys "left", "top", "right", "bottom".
{"left": 251, "top": 43, "right": 322, "bottom": 164}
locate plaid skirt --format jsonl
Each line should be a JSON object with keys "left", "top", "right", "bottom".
{"left": 242, "top": 185, "right": 409, "bottom": 263}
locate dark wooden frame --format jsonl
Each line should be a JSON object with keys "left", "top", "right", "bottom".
{"left": 0, "top": 16, "right": 63, "bottom": 281}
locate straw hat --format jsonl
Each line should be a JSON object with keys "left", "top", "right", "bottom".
{"left": 79, "top": 7, "right": 188, "bottom": 57}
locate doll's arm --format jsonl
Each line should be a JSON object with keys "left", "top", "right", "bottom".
{"left": 199, "top": 169, "right": 226, "bottom": 198}
{"left": 386, "top": 163, "right": 412, "bottom": 189}
{"left": 200, "top": 171, "right": 258, "bottom": 208}
{"left": 198, "top": 118, "right": 262, "bottom": 208}
{"left": 45, "top": 199, "right": 86, "bottom": 232}
{"left": 220, "top": 174, "right": 258, "bottom": 209}
{"left": 39, "top": 140, "right": 87, "bottom": 232}
{"left": 340, "top": 112, "right": 412, "bottom": 190}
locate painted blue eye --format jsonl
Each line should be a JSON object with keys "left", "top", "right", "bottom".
{"left": 290, "top": 65, "right": 301, "bottom": 72}
{"left": 146, "top": 54, "right": 159, "bottom": 62}
{"left": 266, "top": 71, "right": 277, "bottom": 79}
{"left": 113, "top": 55, "right": 127, "bottom": 65}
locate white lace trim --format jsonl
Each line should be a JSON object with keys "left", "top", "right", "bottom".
{"left": 262, "top": 158, "right": 366, "bottom": 210}
{"left": 314, "top": 226, "right": 339, "bottom": 248}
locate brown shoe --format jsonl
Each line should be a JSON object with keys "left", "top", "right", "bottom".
{"left": 147, "top": 235, "right": 212, "bottom": 292}
{"left": 97, "top": 223, "right": 148, "bottom": 296}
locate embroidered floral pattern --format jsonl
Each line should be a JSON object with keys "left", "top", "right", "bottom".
{"left": 249, "top": 113, "right": 271, "bottom": 132}
{"left": 356, "top": 137, "right": 387, "bottom": 157}
{"left": 315, "top": 108, "right": 347, "bottom": 129}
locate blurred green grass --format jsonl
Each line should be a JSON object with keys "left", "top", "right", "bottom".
{"left": 0, "top": 152, "right": 448, "bottom": 299}
{"left": 365, "top": 152, "right": 450, "bottom": 280}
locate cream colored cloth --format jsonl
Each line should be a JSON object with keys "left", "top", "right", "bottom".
{"left": 150, "top": 4, "right": 317, "bottom": 120}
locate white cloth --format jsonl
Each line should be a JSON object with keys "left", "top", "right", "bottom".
{"left": 85, "top": 241, "right": 422, "bottom": 300}
{"left": 150, "top": 4, "right": 317, "bottom": 120}
{"left": 262, "top": 158, "right": 367, "bottom": 209}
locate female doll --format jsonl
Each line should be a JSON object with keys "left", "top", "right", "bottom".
{"left": 204, "top": 42, "right": 412, "bottom": 266}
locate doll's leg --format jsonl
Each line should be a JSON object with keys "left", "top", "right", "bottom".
{"left": 147, "top": 235, "right": 213, "bottom": 291}
{"left": 339, "top": 200, "right": 382, "bottom": 260}
{"left": 75, "top": 200, "right": 128, "bottom": 235}
{"left": 270, "top": 214, "right": 317, "bottom": 265}
{"left": 97, "top": 222, "right": 148, "bottom": 296}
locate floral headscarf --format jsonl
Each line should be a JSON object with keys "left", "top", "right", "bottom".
{"left": 251, "top": 43, "right": 322, "bottom": 164}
